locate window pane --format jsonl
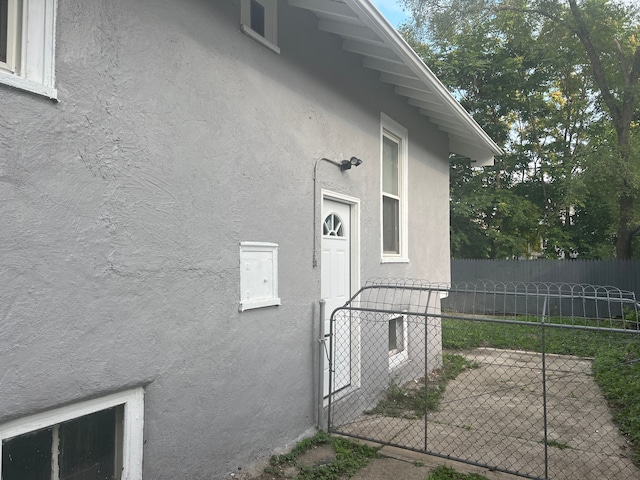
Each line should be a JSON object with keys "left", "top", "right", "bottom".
{"left": 383, "top": 196, "right": 399, "bottom": 254}
{"left": 59, "top": 406, "right": 122, "bottom": 480}
{"left": 2, "top": 428, "right": 53, "bottom": 480}
{"left": 389, "top": 317, "right": 405, "bottom": 353}
{"left": 382, "top": 136, "right": 399, "bottom": 195}
{"left": 0, "top": 0, "right": 8, "bottom": 63}
{"left": 388, "top": 318, "right": 397, "bottom": 351}
{"left": 250, "top": 0, "right": 265, "bottom": 37}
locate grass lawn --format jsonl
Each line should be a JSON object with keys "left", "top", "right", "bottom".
{"left": 428, "top": 465, "right": 490, "bottom": 480}
{"left": 265, "top": 431, "right": 381, "bottom": 480}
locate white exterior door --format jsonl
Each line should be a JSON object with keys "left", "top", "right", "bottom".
{"left": 321, "top": 198, "right": 352, "bottom": 396}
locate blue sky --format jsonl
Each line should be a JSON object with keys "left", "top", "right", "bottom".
{"left": 370, "top": 0, "right": 409, "bottom": 27}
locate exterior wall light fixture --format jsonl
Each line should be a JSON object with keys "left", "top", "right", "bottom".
{"left": 320, "top": 156, "right": 364, "bottom": 171}
{"left": 341, "top": 156, "right": 363, "bottom": 170}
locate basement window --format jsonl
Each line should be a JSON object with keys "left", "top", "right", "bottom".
{"left": 240, "top": 0, "right": 279, "bottom": 54}
{"left": 389, "top": 314, "right": 408, "bottom": 370}
{"left": 0, "top": 389, "right": 144, "bottom": 480}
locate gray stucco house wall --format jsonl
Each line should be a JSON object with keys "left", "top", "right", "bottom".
{"left": 0, "top": 1, "right": 500, "bottom": 479}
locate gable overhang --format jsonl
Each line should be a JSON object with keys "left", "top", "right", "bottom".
{"left": 288, "top": 0, "right": 503, "bottom": 166}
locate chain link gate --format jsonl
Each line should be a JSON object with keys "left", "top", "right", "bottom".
{"left": 325, "top": 279, "right": 640, "bottom": 480}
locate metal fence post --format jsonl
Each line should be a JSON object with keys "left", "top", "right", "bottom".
{"left": 541, "top": 295, "right": 549, "bottom": 480}
{"left": 318, "top": 299, "right": 326, "bottom": 431}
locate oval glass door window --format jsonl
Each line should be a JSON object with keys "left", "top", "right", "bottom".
{"left": 323, "top": 213, "right": 344, "bottom": 237}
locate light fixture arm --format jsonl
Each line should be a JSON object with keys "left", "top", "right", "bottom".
{"left": 320, "top": 157, "right": 342, "bottom": 169}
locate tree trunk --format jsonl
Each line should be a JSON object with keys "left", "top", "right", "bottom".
{"left": 615, "top": 194, "right": 635, "bottom": 259}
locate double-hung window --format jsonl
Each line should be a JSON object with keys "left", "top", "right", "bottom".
{"left": 0, "top": 0, "right": 57, "bottom": 99}
{"left": 381, "top": 113, "right": 408, "bottom": 262}
{"left": 240, "top": 0, "right": 279, "bottom": 54}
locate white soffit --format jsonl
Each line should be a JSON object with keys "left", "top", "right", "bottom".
{"left": 288, "top": 0, "right": 503, "bottom": 166}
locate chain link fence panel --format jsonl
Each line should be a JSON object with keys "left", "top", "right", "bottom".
{"left": 327, "top": 279, "right": 640, "bottom": 480}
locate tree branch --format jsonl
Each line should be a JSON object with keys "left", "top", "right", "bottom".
{"left": 614, "top": 38, "right": 630, "bottom": 85}
{"left": 494, "top": 5, "right": 566, "bottom": 26}
{"left": 630, "top": 45, "right": 640, "bottom": 86}
{"left": 567, "top": 0, "right": 622, "bottom": 129}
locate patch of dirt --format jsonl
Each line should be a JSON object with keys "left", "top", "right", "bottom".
{"left": 227, "top": 445, "right": 337, "bottom": 480}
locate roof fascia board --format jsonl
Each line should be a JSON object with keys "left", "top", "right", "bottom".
{"left": 342, "top": 39, "right": 402, "bottom": 64}
{"left": 343, "top": 0, "right": 503, "bottom": 158}
{"left": 289, "top": 0, "right": 358, "bottom": 22}
{"left": 362, "top": 57, "right": 415, "bottom": 78}
{"left": 317, "top": 18, "right": 383, "bottom": 45}
{"left": 450, "top": 141, "right": 495, "bottom": 166}
{"left": 379, "top": 72, "right": 433, "bottom": 93}
{"left": 419, "top": 112, "right": 483, "bottom": 135}
{"left": 407, "top": 98, "right": 456, "bottom": 117}
{"left": 449, "top": 132, "right": 491, "bottom": 150}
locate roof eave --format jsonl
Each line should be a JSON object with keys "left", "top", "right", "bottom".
{"left": 342, "top": 0, "right": 504, "bottom": 163}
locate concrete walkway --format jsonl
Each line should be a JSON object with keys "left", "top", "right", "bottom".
{"left": 350, "top": 444, "right": 521, "bottom": 480}
{"left": 335, "top": 348, "right": 638, "bottom": 480}
{"left": 233, "top": 348, "right": 637, "bottom": 480}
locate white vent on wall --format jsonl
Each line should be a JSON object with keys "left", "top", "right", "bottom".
{"left": 239, "top": 242, "right": 281, "bottom": 312}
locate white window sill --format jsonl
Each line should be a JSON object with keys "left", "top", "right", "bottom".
{"left": 0, "top": 70, "right": 57, "bottom": 100}
{"left": 239, "top": 298, "right": 281, "bottom": 312}
{"left": 381, "top": 256, "right": 410, "bottom": 264}
{"left": 240, "top": 24, "right": 280, "bottom": 54}
{"left": 389, "top": 352, "right": 408, "bottom": 371}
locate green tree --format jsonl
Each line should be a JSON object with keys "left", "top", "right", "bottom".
{"left": 450, "top": 157, "right": 542, "bottom": 258}
{"left": 402, "top": 0, "right": 640, "bottom": 258}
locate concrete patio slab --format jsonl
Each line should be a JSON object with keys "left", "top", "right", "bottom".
{"left": 331, "top": 348, "right": 639, "bottom": 480}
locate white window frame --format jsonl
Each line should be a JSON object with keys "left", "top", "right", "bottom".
{"left": 0, "top": 0, "right": 19, "bottom": 73}
{"left": 388, "top": 313, "right": 408, "bottom": 370}
{"left": 0, "top": 388, "right": 144, "bottom": 480}
{"left": 380, "top": 113, "right": 409, "bottom": 263}
{"left": 240, "top": 0, "right": 280, "bottom": 54}
{"left": 0, "top": 0, "right": 57, "bottom": 99}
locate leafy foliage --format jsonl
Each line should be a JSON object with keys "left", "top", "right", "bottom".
{"left": 267, "top": 431, "right": 381, "bottom": 480}
{"left": 592, "top": 342, "right": 640, "bottom": 463}
{"left": 428, "top": 465, "right": 490, "bottom": 480}
{"left": 441, "top": 315, "right": 635, "bottom": 356}
{"left": 400, "top": 0, "right": 640, "bottom": 258}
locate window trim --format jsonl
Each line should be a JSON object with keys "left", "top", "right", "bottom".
{"left": 0, "top": 0, "right": 57, "bottom": 99}
{"left": 380, "top": 113, "right": 409, "bottom": 263}
{"left": 240, "top": 0, "right": 280, "bottom": 54}
{"left": 0, "top": 388, "right": 144, "bottom": 480}
{"left": 0, "top": 0, "right": 19, "bottom": 73}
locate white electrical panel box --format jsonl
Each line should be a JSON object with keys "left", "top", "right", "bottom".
{"left": 239, "top": 242, "right": 281, "bottom": 312}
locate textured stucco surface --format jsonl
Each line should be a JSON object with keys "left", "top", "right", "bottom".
{"left": 0, "top": 0, "right": 452, "bottom": 478}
